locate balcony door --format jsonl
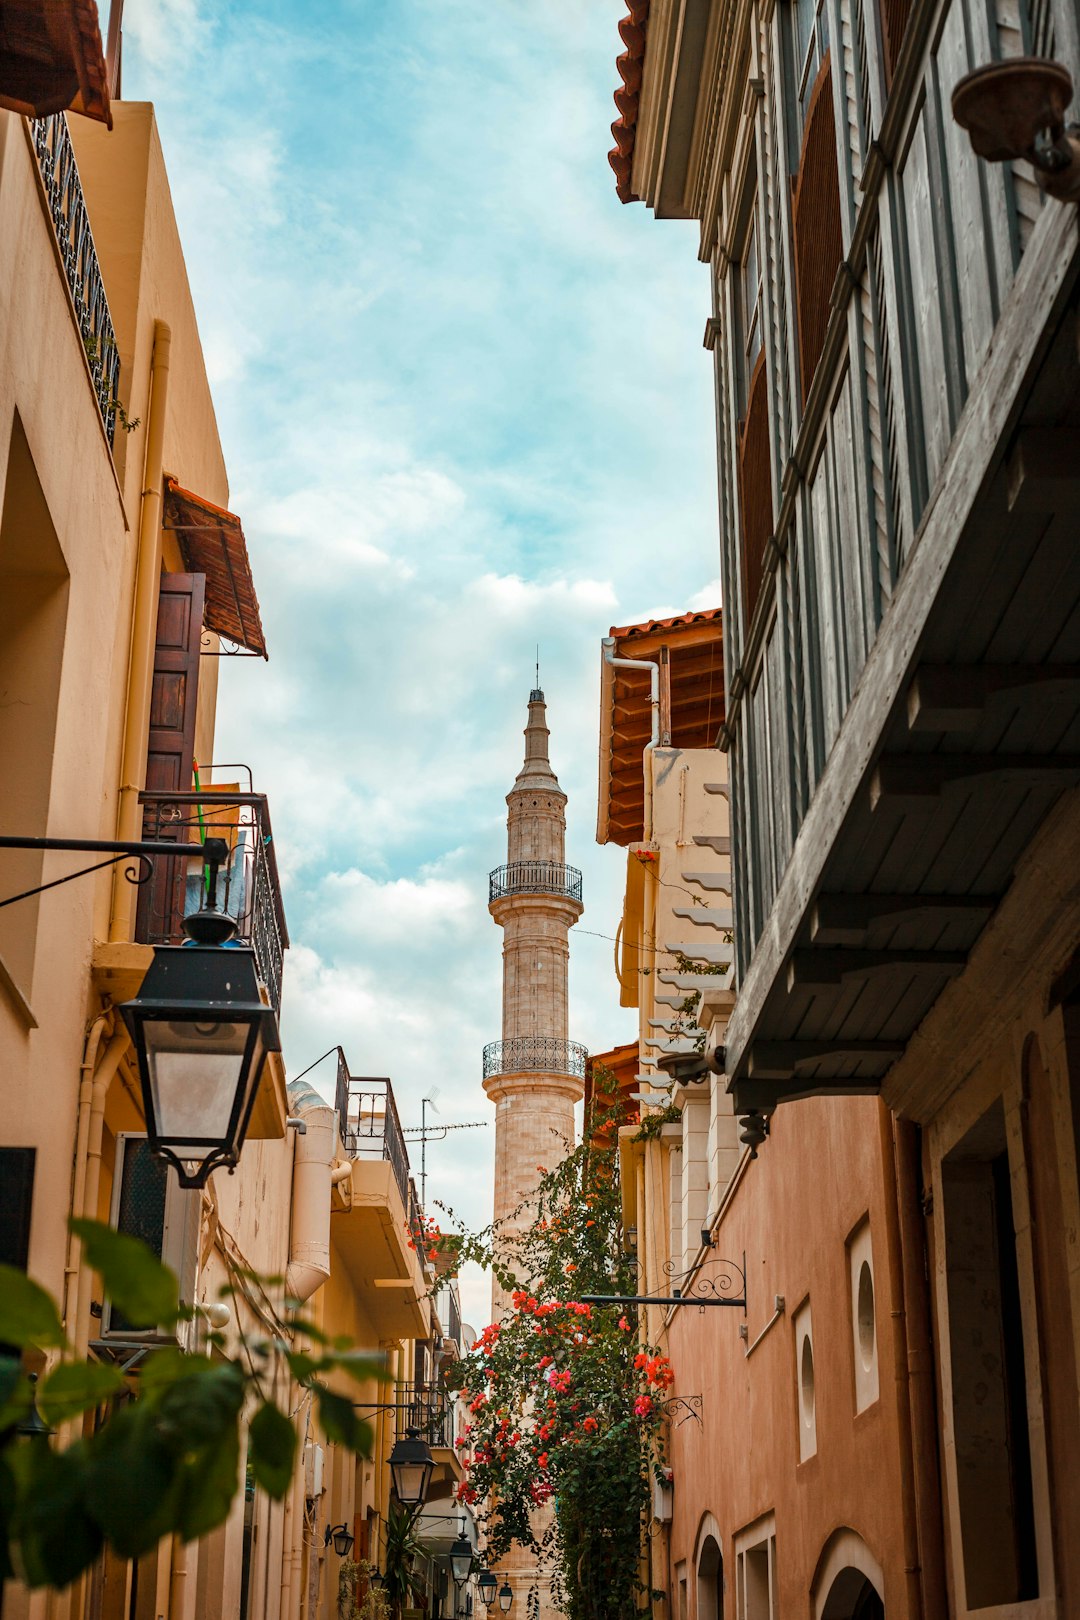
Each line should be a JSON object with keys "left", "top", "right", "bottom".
{"left": 136, "top": 571, "right": 204, "bottom": 943}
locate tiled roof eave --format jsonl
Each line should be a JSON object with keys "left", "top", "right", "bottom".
{"left": 607, "top": 1, "right": 650, "bottom": 204}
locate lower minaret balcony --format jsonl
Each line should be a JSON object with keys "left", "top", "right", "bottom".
{"left": 488, "top": 861, "right": 583, "bottom": 903}
{"left": 483, "top": 1036, "right": 588, "bottom": 1080}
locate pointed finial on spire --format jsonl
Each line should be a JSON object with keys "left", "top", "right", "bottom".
{"left": 513, "top": 687, "right": 562, "bottom": 793}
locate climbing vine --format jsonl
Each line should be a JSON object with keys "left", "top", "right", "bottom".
{"left": 440, "top": 1106, "right": 672, "bottom": 1620}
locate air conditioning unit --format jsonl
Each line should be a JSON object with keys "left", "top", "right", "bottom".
{"left": 101, "top": 1133, "right": 200, "bottom": 1345}
{"left": 652, "top": 1469, "right": 674, "bottom": 1523}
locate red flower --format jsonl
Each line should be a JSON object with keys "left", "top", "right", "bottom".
{"left": 634, "top": 1395, "right": 653, "bottom": 1418}
{"left": 583, "top": 1416, "right": 598, "bottom": 1433}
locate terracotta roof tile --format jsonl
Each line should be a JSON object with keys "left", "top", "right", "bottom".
{"left": 608, "top": 607, "right": 722, "bottom": 640}
{"left": 607, "top": 1, "right": 650, "bottom": 204}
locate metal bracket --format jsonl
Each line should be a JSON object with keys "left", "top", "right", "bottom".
{"left": 581, "top": 1253, "right": 746, "bottom": 1313}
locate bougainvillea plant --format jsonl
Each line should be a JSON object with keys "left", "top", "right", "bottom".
{"left": 441, "top": 1104, "right": 672, "bottom": 1620}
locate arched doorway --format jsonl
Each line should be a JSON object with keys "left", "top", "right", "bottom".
{"left": 696, "top": 1534, "right": 723, "bottom": 1620}
{"left": 812, "top": 1530, "right": 885, "bottom": 1620}
{"left": 820, "top": 1567, "right": 884, "bottom": 1619}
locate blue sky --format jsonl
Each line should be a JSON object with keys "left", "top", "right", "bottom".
{"left": 124, "top": 0, "right": 720, "bottom": 1326}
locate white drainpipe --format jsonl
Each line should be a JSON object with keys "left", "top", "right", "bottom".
{"left": 285, "top": 1100, "right": 336, "bottom": 1304}
{"left": 603, "top": 637, "right": 660, "bottom": 839}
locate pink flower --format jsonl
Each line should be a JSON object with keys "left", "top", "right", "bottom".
{"left": 634, "top": 1395, "right": 653, "bottom": 1418}
{"left": 617, "top": 1317, "right": 631, "bottom": 1331}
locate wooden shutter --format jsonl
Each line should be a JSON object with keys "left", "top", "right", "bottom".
{"left": 880, "top": 0, "right": 912, "bottom": 87}
{"left": 136, "top": 571, "right": 204, "bottom": 943}
{"left": 792, "top": 53, "right": 843, "bottom": 404}
{"left": 738, "top": 350, "right": 773, "bottom": 624}
{"left": 0, "top": 1147, "right": 35, "bottom": 1269}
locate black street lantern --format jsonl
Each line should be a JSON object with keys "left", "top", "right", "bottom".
{"left": 324, "top": 1524, "right": 355, "bottom": 1558}
{"left": 477, "top": 1571, "right": 497, "bottom": 1609}
{"left": 388, "top": 1426, "right": 435, "bottom": 1510}
{"left": 498, "top": 1584, "right": 513, "bottom": 1612}
{"left": 15, "top": 1373, "right": 54, "bottom": 1441}
{"left": 120, "top": 943, "right": 280, "bottom": 1189}
{"left": 449, "top": 1529, "right": 473, "bottom": 1589}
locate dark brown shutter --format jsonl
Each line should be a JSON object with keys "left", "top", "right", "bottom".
{"left": 136, "top": 571, "right": 204, "bottom": 943}
{"left": 792, "top": 53, "right": 844, "bottom": 404}
{"left": 0, "top": 1148, "right": 35, "bottom": 1269}
{"left": 738, "top": 349, "right": 773, "bottom": 624}
{"left": 880, "top": 0, "right": 912, "bottom": 88}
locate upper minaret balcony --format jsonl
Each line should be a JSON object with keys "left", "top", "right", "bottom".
{"left": 488, "top": 861, "right": 583, "bottom": 904}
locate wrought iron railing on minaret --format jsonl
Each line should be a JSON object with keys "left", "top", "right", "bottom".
{"left": 482, "top": 1037, "right": 588, "bottom": 1081}
{"left": 488, "top": 861, "right": 583, "bottom": 903}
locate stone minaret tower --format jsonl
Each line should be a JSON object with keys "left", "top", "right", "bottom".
{"left": 483, "top": 689, "right": 584, "bottom": 1310}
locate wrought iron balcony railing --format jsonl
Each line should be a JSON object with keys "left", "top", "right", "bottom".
{"left": 488, "top": 861, "right": 583, "bottom": 903}
{"left": 337, "top": 1071, "right": 413, "bottom": 1213}
{"left": 482, "top": 1037, "right": 588, "bottom": 1081}
{"left": 136, "top": 790, "right": 289, "bottom": 1013}
{"left": 396, "top": 1381, "right": 454, "bottom": 1449}
{"left": 438, "top": 1282, "right": 463, "bottom": 1348}
{"left": 32, "top": 116, "right": 121, "bottom": 447}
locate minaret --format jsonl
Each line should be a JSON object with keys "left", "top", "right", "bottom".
{"left": 483, "top": 689, "right": 584, "bottom": 1308}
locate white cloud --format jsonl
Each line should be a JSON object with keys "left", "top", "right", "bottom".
{"left": 124, "top": 0, "right": 718, "bottom": 1283}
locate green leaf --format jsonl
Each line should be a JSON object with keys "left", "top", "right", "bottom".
{"left": 326, "top": 1351, "right": 389, "bottom": 1386}
{"left": 315, "top": 1387, "right": 373, "bottom": 1455}
{"left": 0, "top": 1266, "right": 66, "bottom": 1349}
{"left": 154, "top": 1362, "right": 246, "bottom": 1453}
{"left": 249, "top": 1401, "right": 296, "bottom": 1499}
{"left": 174, "top": 1422, "right": 240, "bottom": 1541}
{"left": 285, "top": 1315, "right": 331, "bottom": 1344}
{"left": 285, "top": 1349, "right": 320, "bottom": 1383}
{"left": 70, "top": 1219, "right": 179, "bottom": 1329}
{"left": 9, "top": 1439, "right": 103, "bottom": 1588}
{"left": 83, "top": 1403, "right": 176, "bottom": 1559}
{"left": 39, "top": 1361, "right": 125, "bottom": 1427}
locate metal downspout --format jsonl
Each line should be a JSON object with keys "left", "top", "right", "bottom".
{"left": 602, "top": 639, "right": 660, "bottom": 841}
{"left": 893, "top": 1116, "right": 948, "bottom": 1619}
{"left": 878, "top": 1102, "right": 923, "bottom": 1620}
{"left": 110, "top": 319, "right": 172, "bottom": 943}
{"left": 72, "top": 1029, "right": 129, "bottom": 1361}
{"left": 63, "top": 1011, "right": 110, "bottom": 1329}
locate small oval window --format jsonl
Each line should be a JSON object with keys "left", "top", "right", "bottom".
{"left": 857, "top": 1260, "right": 875, "bottom": 1371}
{"left": 800, "top": 1334, "right": 815, "bottom": 1428}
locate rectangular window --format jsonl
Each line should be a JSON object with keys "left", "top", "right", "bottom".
{"left": 103, "top": 1134, "right": 200, "bottom": 1337}
{"left": 735, "top": 1518, "right": 776, "bottom": 1620}
{"left": 941, "top": 1102, "right": 1038, "bottom": 1609}
{"left": 0, "top": 1147, "right": 35, "bottom": 1270}
{"left": 789, "top": 0, "right": 830, "bottom": 148}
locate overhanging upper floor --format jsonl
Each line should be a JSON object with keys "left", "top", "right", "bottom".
{"left": 723, "top": 207, "right": 1080, "bottom": 1118}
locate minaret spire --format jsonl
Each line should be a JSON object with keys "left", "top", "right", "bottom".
{"left": 484, "top": 690, "right": 585, "bottom": 1303}
{"left": 513, "top": 688, "right": 561, "bottom": 794}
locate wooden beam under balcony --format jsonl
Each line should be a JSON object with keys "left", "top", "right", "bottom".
{"left": 745, "top": 1039, "right": 907, "bottom": 1079}
{"left": 905, "top": 664, "right": 1080, "bottom": 731}
{"left": 869, "top": 753, "right": 1080, "bottom": 808}
{"left": 786, "top": 947, "right": 968, "bottom": 991}
{"left": 810, "top": 892, "right": 997, "bottom": 945}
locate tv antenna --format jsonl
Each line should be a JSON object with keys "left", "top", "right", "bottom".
{"left": 403, "top": 1090, "right": 487, "bottom": 1207}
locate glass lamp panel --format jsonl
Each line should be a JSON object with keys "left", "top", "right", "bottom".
{"left": 391, "top": 1458, "right": 428, "bottom": 1504}
{"left": 143, "top": 1017, "right": 249, "bottom": 1142}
